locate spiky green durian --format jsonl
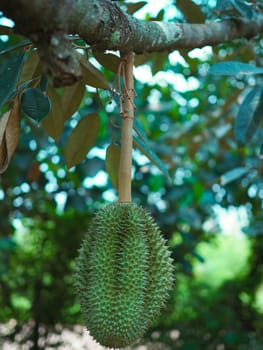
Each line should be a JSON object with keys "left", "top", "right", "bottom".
{"left": 75, "top": 202, "right": 174, "bottom": 349}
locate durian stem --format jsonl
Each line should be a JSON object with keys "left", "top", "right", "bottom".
{"left": 118, "top": 51, "right": 134, "bottom": 203}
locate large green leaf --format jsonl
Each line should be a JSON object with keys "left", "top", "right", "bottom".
{"left": 234, "top": 86, "right": 263, "bottom": 144}
{"left": 126, "top": 2, "right": 147, "bottom": 14}
{"left": 0, "top": 97, "right": 21, "bottom": 173}
{"left": 0, "top": 52, "right": 25, "bottom": 110}
{"left": 176, "top": 0, "right": 205, "bottom": 23}
{"left": 21, "top": 88, "right": 51, "bottom": 122}
{"left": 42, "top": 86, "right": 65, "bottom": 141}
{"left": 19, "top": 50, "right": 41, "bottom": 84}
{"left": 0, "top": 40, "right": 31, "bottom": 55}
{"left": 93, "top": 52, "right": 120, "bottom": 73}
{"left": 210, "top": 61, "right": 263, "bottom": 76}
{"left": 133, "top": 135, "right": 170, "bottom": 180}
{"left": 42, "top": 82, "right": 85, "bottom": 141}
{"left": 61, "top": 82, "right": 85, "bottom": 121}
{"left": 220, "top": 167, "right": 250, "bottom": 186}
{"left": 78, "top": 54, "right": 109, "bottom": 89}
{"left": 65, "top": 113, "right": 100, "bottom": 169}
{"left": 105, "top": 143, "right": 121, "bottom": 189}
{"left": 0, "top": 25, "right": 14, "bottom": 35}
{"left": 133, "top": 119, "right": 148, "bottom": 143}
{"left": 231, "top": 0, "right": 254, "bottom": 19}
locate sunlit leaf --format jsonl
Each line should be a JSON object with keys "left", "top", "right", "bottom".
{"left": 220, "top": 167, "right": 250, "bottom": 186}
{"left": 21, "top": 88, "right": 51, "bottom": 122}
{"left": 0, "top": 97, "right": 21, "bottom": 173}
{"left": 133, "top": 135, "right": 170, "bottom": 180}
{"left": 105, "top": 143, "right": 121, "bottom": 189}
{"left": 0, "top": 52, "right": 25, "bottom": 110}
{"left": 65, "top": 113, "right": 100, "bottom": 169}
{"left": 210, "top": 61, "right": 263, "bottom": 76}
{"left": 234, "top": 86, "right": 263, "bottom": 144}
{"left": 93, "top": 52, "right": 120, "bottom": 73}
{"left": 78, "top": 54, "right": 109, "bottom": 89}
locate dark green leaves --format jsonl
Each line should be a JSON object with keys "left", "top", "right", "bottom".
{"left": 21, "top": 88, "right": 51, "bottom": 122}
{"left": 234, "top": 86, "right": 263, "bottom": 144}
{"left": 0, "top": 52, "right": 25, "bottom": 110}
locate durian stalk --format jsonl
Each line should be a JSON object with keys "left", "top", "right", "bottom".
{"left": 118, "top": 51, "right": 134, "bottom": 203}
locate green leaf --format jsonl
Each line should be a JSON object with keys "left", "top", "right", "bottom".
{"left": 210, "top": 61, "right": 263, "bottom": 76}
{"left": 61, "top": 81, "right": 85, "bottom": 121}
{"left": 0, "top": 25, "right": 14, "bottom": 35}
{"left": 79, "top": 54, "right": 109, "bottom": 89}
{"left": 21, "top": 88, "right": 51, "bottom": 122}
{"left": 105, "top": 143, "right": 121, "bottom": 189}
{"left": 126, "top": 2, "right": 147, "bottom": 14}
{"left": 215, "top": 0, "right": 234, "bottom": 11}
{"left": 133, "top": 118, "right": 148, "bottom": 143}
{"left": 0, "top": 97, "right": 21, "bottom": 173}
{"left": 65, "top": 113, "right": 100, "bottom": 169}
{"left": 260, "top": 143, "right": 263, "bottom": 159}
{"left": 231, "top": 0, "right": 254, "bottom": 19}
{"left": 39, "top": 74, "right": 49, "bottom": 92}
{"left": 133, "top": 135, "right": 170, "bottom": 181}
{"left": 0, "top": 52, "right": 25, "bottom": 110}
{"left": 42, "top": 86, "right": 65, "bottom": 141}
{"left": 220, "top": 167, "right": 250, "bottom": 186}
{"left": 93, "top": 52, "right": 120, "bottom": 73}
{"left": 176, "top": 0, "right": 206, "bottom": 23}
{"left": 234, "top": 86, "right": 263, "bottom": 144}
{"left": 42, "top": 82, "right": 85, "bottom": 141}
{"left": 19, "top": 50, "right": 41, "bottom": 84}
{"left": 0, "top": 40, "right": 31, "bottom": 55}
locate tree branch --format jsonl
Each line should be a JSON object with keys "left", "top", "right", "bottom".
{"left": 1, "top": 0, "right": 262, "bottom": 86}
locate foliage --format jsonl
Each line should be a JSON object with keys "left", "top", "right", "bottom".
{"left": 0, "top": 0, "right": 263, "bottom": 349}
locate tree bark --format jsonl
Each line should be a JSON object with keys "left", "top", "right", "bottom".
{"left": 1, "top": 0, "right": 262, "bottom": 86}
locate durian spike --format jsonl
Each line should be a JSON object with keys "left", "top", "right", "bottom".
{"left": 118, "top": 51, "right": 134, "bottom": 203}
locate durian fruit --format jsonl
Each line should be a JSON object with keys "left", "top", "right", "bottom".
{"left": 75, "top": 202, "right": 174, "bottom": 349}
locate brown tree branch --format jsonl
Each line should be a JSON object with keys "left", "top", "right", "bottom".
{"left": 1, "top": 0, "right": 262, "bottom": 86}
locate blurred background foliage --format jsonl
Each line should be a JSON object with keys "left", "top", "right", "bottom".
{"left": 1, "top": 0, "right": 263, "bottom": 349}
